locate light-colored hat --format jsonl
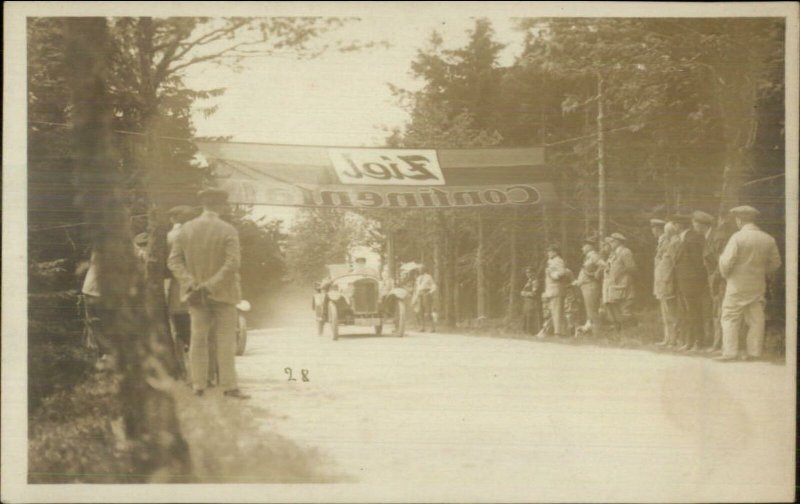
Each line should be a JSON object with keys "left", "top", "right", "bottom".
{"left": 691, "top": 211, "right": 715, "bottom": 225}
{"left": 729, "top": 205, "right": 760, "bottom": 217}
{"left": 610, "top": 232, "right": 626, "bottom": 242}
{"left": 649, "top": 218, "right": 666, "bottom": 226}
{"left": 168, "top": 205, "right": 197, "bottom": 224}
{"left": 134, "top": 232, "right": 149, "bottom": 247}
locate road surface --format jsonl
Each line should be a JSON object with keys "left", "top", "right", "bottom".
{"left": 235, "top": 322, "right": 794, "bottom": 502}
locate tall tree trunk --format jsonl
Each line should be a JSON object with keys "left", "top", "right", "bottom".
{"left": 507, "top": 210, "right": 519, "bottom": 321}
{"left": 597, "top": 75, "right": 607, "bottom": 239}
{"left": 446, "top": 214, "right": 457, "bottom": 326}
{"left": 66, "top": 17, "right": 190, "bottom": 483}
{"left": 476, "top": 212, "right": 487, "bottom": 319}
{"left": 714, "top": 65, "right": 759, "bottom": 216}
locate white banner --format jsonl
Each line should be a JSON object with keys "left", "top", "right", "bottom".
{"left": 327, "top": 148, "right": 445, "bottom": 186}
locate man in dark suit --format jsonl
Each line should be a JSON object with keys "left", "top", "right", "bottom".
{"left": 670, "top": 214, "right": 709, "bottom": 351}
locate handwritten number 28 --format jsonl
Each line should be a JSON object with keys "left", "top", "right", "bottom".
{"left": 284, "top": 367, "right": 309, "bottom": 382}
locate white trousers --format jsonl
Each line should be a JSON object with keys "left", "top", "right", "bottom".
{"left": 721, "top": 298, "right": 765, "bottom": 358}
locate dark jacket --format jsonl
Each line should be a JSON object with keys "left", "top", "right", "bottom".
{"left": 673, "top": 229, "right": 708, "bottom": 297}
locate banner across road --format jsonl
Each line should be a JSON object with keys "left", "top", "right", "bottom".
{"left": 195, "top": 141, "right": 555, "bottom": 209}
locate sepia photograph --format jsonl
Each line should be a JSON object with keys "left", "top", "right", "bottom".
{"left": 2, "top": 2, "right": 798, "bottom": 502}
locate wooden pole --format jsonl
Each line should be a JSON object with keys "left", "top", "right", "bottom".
{"left": 597, "top": 74, "right": 607, "bottom": 239}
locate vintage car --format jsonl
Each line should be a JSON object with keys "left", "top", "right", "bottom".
{"left": 312, "top": 263, "right": 408, "bottom": 340}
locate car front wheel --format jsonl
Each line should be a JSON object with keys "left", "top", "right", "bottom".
{"left": 235, "top": 313, "right": 247, "bottom": 356}
{"left": 328, "top": 301, "right": 339, "bottom": 341}
{"left": 394, "top": 299, "right": 406, "bottom": 337}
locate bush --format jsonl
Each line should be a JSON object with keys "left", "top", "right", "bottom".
{"left": 28, "top": 372, "right": 142, "bottom": 483}
{"left": 28, "top": 342, "right": 95, "bottom": 412}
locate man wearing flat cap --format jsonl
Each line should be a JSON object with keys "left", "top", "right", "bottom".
{"left": 602, "top": 233, "right": 636, "bottom": 337}
{"left": 716, "top": 205, "right": 781, "bottom": 361}
{"left": 649, "top": 218, "right": 666, "bottom": 240}
{"left": 670, "top": 213, "right": 708, "bottom": 351}
{"left": 168, "top": 188, "right": 248, "bottom": 398}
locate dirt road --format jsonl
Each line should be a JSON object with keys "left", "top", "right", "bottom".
{"left": 235, "top": 322, "right": 794, "bottom": 502}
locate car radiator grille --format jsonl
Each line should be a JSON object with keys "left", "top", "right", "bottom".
{"left": 352, "top": 280, "right": 379, "bottom": 313}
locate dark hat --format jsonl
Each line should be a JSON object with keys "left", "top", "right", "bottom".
{"left": 729, "top": 205, "right": 760, "bottom": 217}
{"left": 355, "top": 256, "right": 367, "bottom": 262}
{"left": 668, "top": 213, "right": 690, "bottom": 225}
{"left": 525, "top": 265, "right": 534, "bottom": 272}
{"left": 134, "top": 232, "right": 149, "bottom": 247}
{"left": 691, "top": 210, "right": 715, "bottom": 225}
{"left": 546, "top": 243, "right": 561, "bottom": 253}
{"left": 197, "top": 188, "right": 229, "bottom": 205}
{"left": 168, "top": 205, "right": 196, "bottom": 224}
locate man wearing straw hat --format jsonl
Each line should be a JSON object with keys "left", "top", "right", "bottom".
{"left": 715, "top": 206, "right": 781, "bottom": 362}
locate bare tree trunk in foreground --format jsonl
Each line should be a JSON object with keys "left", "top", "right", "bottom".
{"left": 66, "top": 16, "right": 191, "bottom": 482}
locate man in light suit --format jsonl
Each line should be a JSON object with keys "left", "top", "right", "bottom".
{"left": 716, "top": 206, "right": 781, "bottom": 362}
{"left": 537, "top": 244, "right": 567, "bottom": 338}
{"left": 574, "top": 239, "right": 604, "bottom": 337}
{"left": 168, "top": 188, "right": 248, "bottom": 398}
{"left": 602, "top": 233, "right": 636, "bottom": 337}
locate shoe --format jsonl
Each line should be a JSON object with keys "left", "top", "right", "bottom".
{"left": 536, "top": 331, "right": 546, "bottom": 339}
{"left": 714, "top": 355, "right": 738, "bottom": 362}
{"left": 655, "top": 340, "right": 668, "bottom": 346}
{"left": 689, "top": 344, "right": 700, "bottom": 352}
{"left": 223, "top": 389, "right": 251, "bottom": 399}
{"left": 678, "top": 344, "right": 690, "bottom": 351}
{"left": 704, "top": 346, "right": 718, "bottom": 353}
{"left": 193, "top": 389, "right": 205, "bottom": 397}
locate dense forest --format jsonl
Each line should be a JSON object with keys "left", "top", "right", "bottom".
{"left": 287, "top": 18, "right": 786, "bottom": 327}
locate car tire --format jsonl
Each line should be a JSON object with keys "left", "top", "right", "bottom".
{"left": 395, "top": 299, "right": 406, "bottom": 337}
{"left": 235, "top": 313, "right": 247, "bottom": 356}
{"left": 329, "top": 301, "right": 339, "bottom": 341}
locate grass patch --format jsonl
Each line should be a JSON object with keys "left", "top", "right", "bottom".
{"left": 29, "top": 370, "right": 340, "bottom": 483}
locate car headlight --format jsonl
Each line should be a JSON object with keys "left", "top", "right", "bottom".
{"left": 236, "top": 300, "right": 251, "bottom": 312}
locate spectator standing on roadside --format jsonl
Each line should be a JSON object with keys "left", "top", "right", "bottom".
{"left": 654, "top": 222, "right": 681, "bottom": 347}
{"left": 520, "top": 266, "right": 542, "bottom": 335}
{"left": 168, "top": 188, "right": 249, "bottom": 399}
{"left": 574, "top": 239, "right": 604, "bottom": 337}
{"left": 691, "top": 210, "right": 718, "bottom": 349}
{"left": 715, "top": 206, "right": 781, "bottom": 362}
{"left": 671, "top": 214, "right": 708, "bottom": 351}
{"left": 602, "top": 233, "right": 637, "bottom": 338}
{"left": 702, "top": 214, "right": 737, "bottom": 354}
{"left": 537, "top": 244, "right": 568, "bottom": 338}
{"left": 166, "top": 206, "right": 197, "bottom": 361}
{"left": 413, "top": 265, "right": 437, "bottom": 332}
